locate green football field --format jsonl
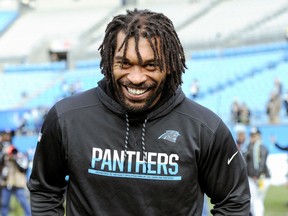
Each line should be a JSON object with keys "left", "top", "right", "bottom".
{"left": 6, "top": 185, "right": 288, "bottom": 216}
{"left": 264, "top": 185, "right": 288, "bottom": 216}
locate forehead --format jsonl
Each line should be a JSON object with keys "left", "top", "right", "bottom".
{"left": 115, "top": 31, "right": 160, "bottom": 58}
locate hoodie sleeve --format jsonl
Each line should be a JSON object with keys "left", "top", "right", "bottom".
{"left": 199, "top": 121, "right": 250, "bottom": 216}
{"left": 27, "top": 105, "right": 68, "bottom": 215}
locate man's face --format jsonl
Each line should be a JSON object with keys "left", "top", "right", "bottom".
{"left": 112, "top": 31, "right": 168, "bottom": 113}
{"left": 237, "top": 132, "right": 246, "bottom": 144}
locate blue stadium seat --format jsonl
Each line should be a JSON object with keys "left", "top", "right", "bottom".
{"left": 0, "top": 10, "right": 19, "bottom": 33}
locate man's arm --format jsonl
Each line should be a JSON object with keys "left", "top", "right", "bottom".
{"left": 200, "top": 121, "right": 250, "bottom": 215}
{"left": 27, "top": 106, "right": 68, "bottom": 215}
{"left": 275, "top": 143, "right": 288, "bottom": 151}
{"left": 270, "top": 135, "right": 288, "bottom": 151}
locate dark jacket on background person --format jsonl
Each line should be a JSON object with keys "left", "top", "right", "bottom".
{"left": 28, "top": 79, "right": 250, "bottom": 215}
{"left": 245, "top": 140, "right": 270, "bottom": 179}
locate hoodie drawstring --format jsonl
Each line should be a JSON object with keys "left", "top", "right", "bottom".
{"left": 141, "top": 118, "right": 148, "bottom": 163}
{"left": 124, "top": 114, "right": 130, "bottom": 162}
{"left": 124, "top": 114, "right": 148, "bottom": 165}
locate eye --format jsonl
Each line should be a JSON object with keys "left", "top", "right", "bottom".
{"left": 145, "top": 63, "right": 158, "bottom": 71}
{"left": 121, "top": 60, "right": 132, "bottom": 69}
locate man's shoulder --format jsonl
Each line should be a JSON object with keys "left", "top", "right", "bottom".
{"left": 178, "top": 97, "right": 223, "bottom": 133}
{"left": 54, "top": 87, "right": 100, "bottom": 115}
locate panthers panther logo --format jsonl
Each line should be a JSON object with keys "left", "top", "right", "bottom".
{"left": 158, "top": 130, "right": 180, "bottom": 143}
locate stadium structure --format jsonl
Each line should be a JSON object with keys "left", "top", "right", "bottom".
{"left": 0, "top": 0, "right": 287, "bottom": 185}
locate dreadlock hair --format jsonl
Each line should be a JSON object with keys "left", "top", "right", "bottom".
{"left": 98, "top": 8, "right": 186, "bottom": 96}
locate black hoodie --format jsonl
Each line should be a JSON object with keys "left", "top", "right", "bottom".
{"left": 28, "top": 79, "right": 250, "bottom": 215}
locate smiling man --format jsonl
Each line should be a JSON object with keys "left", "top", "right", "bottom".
{"left": 28, "top": 9, "right": 250, "bottom": 215}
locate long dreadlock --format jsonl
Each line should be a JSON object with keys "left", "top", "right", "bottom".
{"left": 98, "top": 9, "right": 187, "bottom": 96}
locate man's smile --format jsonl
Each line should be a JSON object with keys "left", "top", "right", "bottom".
{"left": 126, "top": 87, "right": 149, "bottom": 95}
{"left": 122, "top": 85, "right": 152, "bottom": 101}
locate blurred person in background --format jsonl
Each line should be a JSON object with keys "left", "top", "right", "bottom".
{"left": 27, "top": 9, "right": 250, "bottom": 215}
{"left": 266, "top": 91, "right": 281, "bottom": 124}
{"left": 234, "top": 124, "right": 248, "bottom": 154}
{"left": 0, "top": 130, "right": 31, "bottom": 216}
{"left": 190, "top": 78, "right": 199, "bottom": 99}
{"left": 238, "top": 102, "right": 251, "bottom": 125}
{"left": 266, "top": 77, "right": 283, "bottom": 124}
{"left": 272, "top": 77, "right": 282, "bottom": 97}
{"left": 284, "top": 91, "right": 288, "bottom": 116}
{"left": 231, "top": 98, "right": 241, "bottom": 124}
{"left": 244, "top": 127, "right": 270, "bottom": 216}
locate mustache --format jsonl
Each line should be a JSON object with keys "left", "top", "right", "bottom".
{"left": 118, "top": 81, "right": 157, "bottom": 89}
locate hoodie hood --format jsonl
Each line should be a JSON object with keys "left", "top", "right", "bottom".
{"left": 96, "top": 78, "right": 185, "bottom": 121}
{"left": 97, "top": 78, "right": 186, "bottom": 165}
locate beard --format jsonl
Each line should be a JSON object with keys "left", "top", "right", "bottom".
{"left": 113, "top": 79, "right": 166, "bottom": 113}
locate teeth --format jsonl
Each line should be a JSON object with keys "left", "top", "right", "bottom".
{"left": 127, "top": 87, "right": 147, "bottom": 95}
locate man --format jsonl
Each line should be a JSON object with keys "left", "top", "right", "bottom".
{"left": 28, "top": 9, "right": 250, "bottom": 215}
{"left": 234, "top": 124, "right": 248, "bottom": 154}
{"left": 0, "top": 130, "right": 31, "bottom": 216}
{"left": 266, "top": 91, "right": 281, "bottom": 124}
{"left": 244, "top": 127, "right": 270, "bottom": 216}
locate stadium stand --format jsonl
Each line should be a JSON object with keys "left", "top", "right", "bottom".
{"left": 0, "top": 0, "right": 19, "bottom": 33}
{"left": 0, "top": 10, "right": 19, "bottom": 34}
{"left": 183, "top": 42, "right": 288, "bottom": 125}
{"left": 178, "top": 0, "right": 288, "bottom": 50}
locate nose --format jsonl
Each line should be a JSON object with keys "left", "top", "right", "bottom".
{"left": 127, "top": 66, "right": 147, "bottom": 84}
